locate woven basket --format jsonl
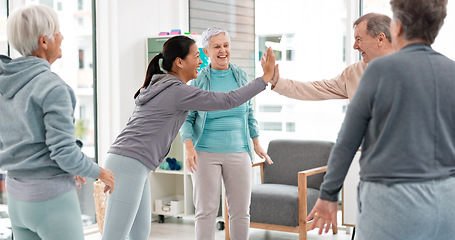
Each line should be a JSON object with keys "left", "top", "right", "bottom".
{"left": 93, "top": 180, "right": 107, "bottom": 235}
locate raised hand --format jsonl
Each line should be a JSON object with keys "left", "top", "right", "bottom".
{"left": 260, "top": 47, "right": 276, "bottom": 84}
{"left": 271, "top": 64, "right": 280, "bottom": 88}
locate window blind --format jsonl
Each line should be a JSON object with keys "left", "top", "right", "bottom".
{"left": 189, "top": 0, "right": 255, "bottom": 80}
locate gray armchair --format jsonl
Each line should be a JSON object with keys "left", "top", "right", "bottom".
{"left": 225, "top": 139, "right": 337, "bottom": 240}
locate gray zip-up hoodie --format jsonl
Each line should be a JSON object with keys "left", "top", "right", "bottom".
{"left": 0, "top": 55, "right": 100, "bottom": 179}
{"left": 108, "top": 74, "right": 267, "bottom": 170}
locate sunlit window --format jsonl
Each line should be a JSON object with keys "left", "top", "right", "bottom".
{"left": 258, "top": 34, "right": 296, "bottom": 62}
{"left": 0, "top": 4, "right": 8, "bottom": 238}
{"left": 259, "top": 105, "right": 282, "bottom": 113}
{"left": 363, "top": 0, "right": 455, "bottom": 61}
{"left": 260, "top": 122, "right": 283, "bottom": 132}
{"left": 255, "top": 0, "right": 349, "bottom": 147}
{"left": 9, "top": 0, "right": 96, "bottom": 158}
{"left": 0, "top": 0, "right": 7, "bottom": 54}
{"left": 286, "top": 122, "right": 296, "bottom": 132}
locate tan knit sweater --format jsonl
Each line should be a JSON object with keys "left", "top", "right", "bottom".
{"left": 272, "top": 61, "right": 367, "bottom": 101}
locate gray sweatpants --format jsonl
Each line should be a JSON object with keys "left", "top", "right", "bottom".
{"left": 192, "top": 151, "right": 251, "bottom": 240}
{"left": 357, "top": 177, "right": 455, "bottom": 240}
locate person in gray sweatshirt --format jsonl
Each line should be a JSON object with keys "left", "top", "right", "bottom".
{"left": 307, "top": 0, "right": 455, "bottom": 239}
{"left": 101, "top": 35, "right": 275, "bottom": 240}
{"left": 0, "top": 5, "right": 114, "bottom": 240}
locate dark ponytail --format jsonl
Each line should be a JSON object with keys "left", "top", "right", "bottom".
{"left": 134, "top": 36, "right": 196, "bottom": 99}
{"left": 134, "top": 53, "right": 164, "bottom": 99}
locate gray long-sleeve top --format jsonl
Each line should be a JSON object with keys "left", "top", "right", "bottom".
{"left": 319, "top": 43, "right": 455, "bottom": 202}
{"left": 108, "top": 74, "right": 267, "bottom": 171}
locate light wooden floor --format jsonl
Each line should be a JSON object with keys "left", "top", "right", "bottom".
{"left": 84, "top": 212, "right": 353, "bottom": 240}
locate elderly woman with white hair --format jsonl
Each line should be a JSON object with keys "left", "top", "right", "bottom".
{"left": 181, "top": 27, "right": 273, "bottom": 240}
{"left": 0, "top": 5, "right": 114, "bottom": 240}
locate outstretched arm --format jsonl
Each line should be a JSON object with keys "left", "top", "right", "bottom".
{"left": 271, "top": 62, "right": 366, "bottom": 101}
{"left": 177, "top": 47, "right": 276, "bottom": 112}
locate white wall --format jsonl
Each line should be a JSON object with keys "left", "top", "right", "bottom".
{"left": 96, "top": 0, "right": 189, "bottom": 165}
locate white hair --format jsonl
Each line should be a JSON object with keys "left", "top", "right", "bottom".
{"left": 7, "top": 5, "right": 60, "bottom": 56}
{"left": 201, "top": 27, "right": 231, "bottom": 49}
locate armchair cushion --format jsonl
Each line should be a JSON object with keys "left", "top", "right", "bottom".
{"left": 250, "top": 184, "right": 320, "bottom": 227}
{"left": 263, "top": 140, "right": 334, "bottom": 188}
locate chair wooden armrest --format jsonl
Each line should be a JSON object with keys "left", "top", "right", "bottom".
{"left": 297, "top": 165, "right": 337, "bottom": 235}
{"left": 252, "top": 161, "right": 265, "bottom": 184}
{"left": 252, "top": 160, "right": 265, "bottom": 167}
{"left": 299, "top": 166, "right": 327, "bottom": 177}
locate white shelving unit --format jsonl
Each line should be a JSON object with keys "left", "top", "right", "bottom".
{"left": 149, "top": 134, "right": 195, "bottom": 218}
{"left": 148, "top": 134, "right": 227, "bottom": 226}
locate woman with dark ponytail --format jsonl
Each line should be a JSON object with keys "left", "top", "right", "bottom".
{"left": 101, "top": 35, "right": 276, "bottom": 240}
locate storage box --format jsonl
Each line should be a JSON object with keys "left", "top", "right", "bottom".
{"left": 155, "top": 195, "right": 184, "bottom": 215}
